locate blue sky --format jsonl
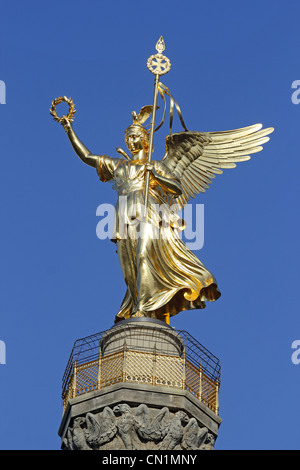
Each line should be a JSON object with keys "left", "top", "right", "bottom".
{"left": 0, "top": 0, "right": 299, "bottom": 450}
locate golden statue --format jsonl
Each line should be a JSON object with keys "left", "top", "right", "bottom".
{"left": 51, "top": 37, "right": 273, "bottom": 325}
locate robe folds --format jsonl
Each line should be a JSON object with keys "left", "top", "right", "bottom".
{"left": 96, "top": 156, "right": 220, "bottom": 323}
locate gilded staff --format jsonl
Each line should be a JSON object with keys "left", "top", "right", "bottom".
{"left": 144, "top": 36, "right": 171, "bottom": 218}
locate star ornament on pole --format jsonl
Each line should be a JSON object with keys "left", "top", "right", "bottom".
{"left": 147, "top": 36, "right": 171, "bottom": 76}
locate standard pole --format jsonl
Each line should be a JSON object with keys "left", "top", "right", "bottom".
{"left": 144, "top": 74, "right": 160, "bottom": 219}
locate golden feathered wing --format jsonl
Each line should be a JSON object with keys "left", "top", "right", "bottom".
{"left": 162, "top": 123, "right": 274, "bottom": 209}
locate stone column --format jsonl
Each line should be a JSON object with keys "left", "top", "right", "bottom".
{"left": 59, "top": 318, "right": 222, "bottom": 450}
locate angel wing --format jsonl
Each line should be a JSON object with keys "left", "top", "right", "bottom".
{"left": 85, "top": 408, "right": 117, "bottom": 448}
{"left": 134, "top": 404, "right": 151, "bottom": 440}
{"left": 149, "top": 406, "right": 170, "bottom": 441}
{"left": 162, "top": 123, "right": 274, "bottom": 209}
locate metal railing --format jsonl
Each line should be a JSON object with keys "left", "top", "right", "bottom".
{"left": 62, "top": 326, "right": 220, "bottom": 415}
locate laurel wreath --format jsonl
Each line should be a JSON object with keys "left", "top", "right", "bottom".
{"left": 50, "top": 96, "right": 76, "bottom": 124}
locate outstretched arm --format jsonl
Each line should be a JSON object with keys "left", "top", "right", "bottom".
{"left": 62, "top": 118, "right": 97, "bottom": 168}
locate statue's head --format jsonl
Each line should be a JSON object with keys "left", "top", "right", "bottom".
{"left": 124, "top": 124, "right": 150, "bottom": 156}
{"left": 124, "top": 105, "right": 158, "bottom": 156}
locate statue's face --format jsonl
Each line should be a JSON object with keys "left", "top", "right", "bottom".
{"left": 125, "top": 133, "right": 144, "bottom": 155}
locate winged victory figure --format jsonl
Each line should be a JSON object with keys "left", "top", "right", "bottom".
{"left": 58, "top": 101, "right": 273, "bottom": 325}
